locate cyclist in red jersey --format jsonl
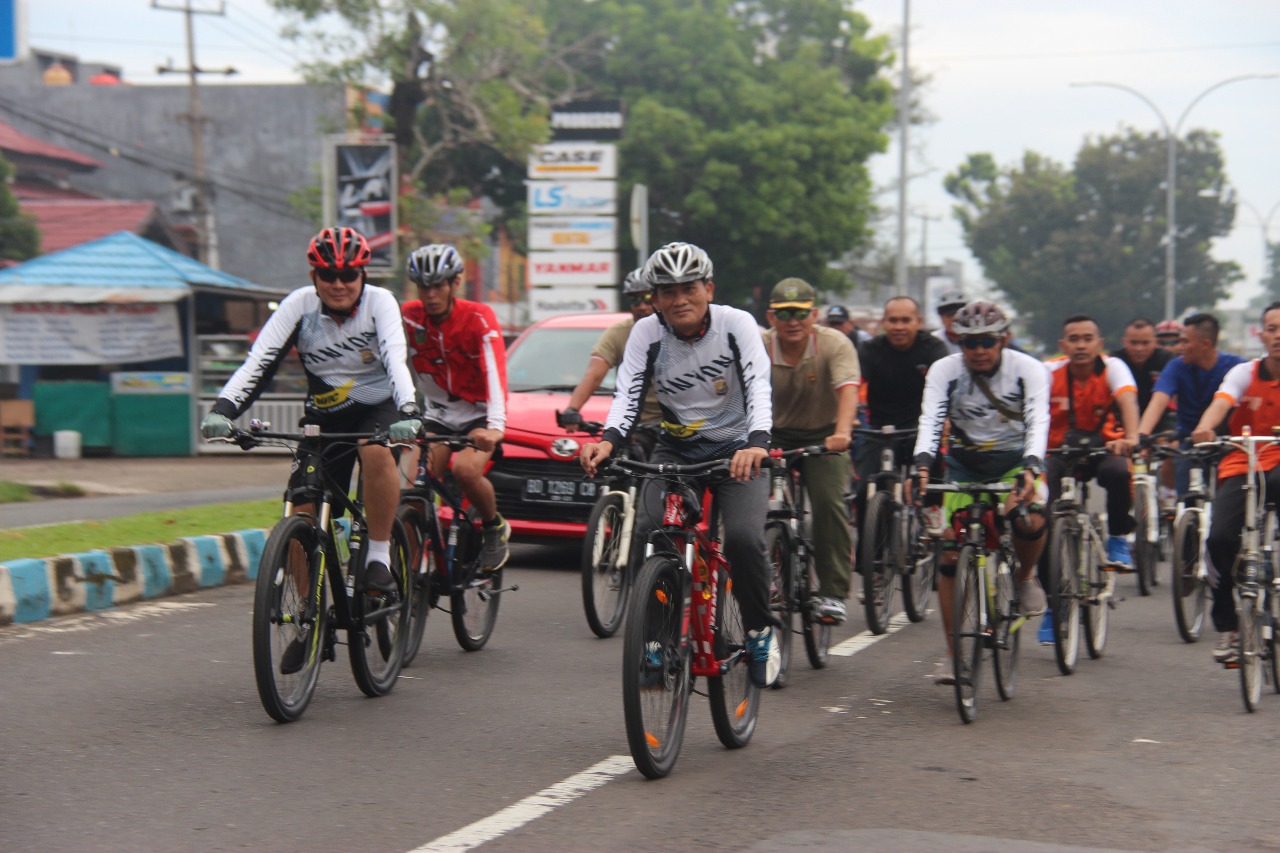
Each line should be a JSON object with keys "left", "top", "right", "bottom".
{"left": 402, "top": 243, "right": 511, "bottom": 571}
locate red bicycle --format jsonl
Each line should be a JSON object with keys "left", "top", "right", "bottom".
{"left": 608, "top": 455, "right": 762, "bottom": 779}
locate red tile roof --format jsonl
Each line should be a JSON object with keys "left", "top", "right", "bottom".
{"left": 0, "top": 119, "right": 102, "bottom": 170}
{"left": 11, "top": 180, "right": 99, "bottom": 201}
{"left": 21, "top": 199, "right": 157, "bottom": 254}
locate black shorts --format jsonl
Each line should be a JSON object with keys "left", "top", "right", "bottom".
{"left": 288, "top": 400, "right": 399, "bottom": 509}
{"left": 422, "top": 416, "right": 487, "bottom": 438}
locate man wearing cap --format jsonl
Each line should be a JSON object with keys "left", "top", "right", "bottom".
{"left": 764, "top": 278, "right": 861, "bottom": 623}
{"left": 825, "top": 304, "right": 871, "bottom": 346}
{"left": 932, "top": 289, "right": 969, "bottom": 355}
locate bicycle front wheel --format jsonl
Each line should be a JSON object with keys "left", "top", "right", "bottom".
{"left": 903, "top": 506, "right": 936, "bottom": 623}
{"left": 1133, "top": 481, "right": 1156, "bottom": 596}
{"left": 800, "top": 547, "right": 831, "bottom": 669}
{"left": 582, "top": 492, "right": 631, "bottom": 638}
{"left": 451, "top": 522, "right": 502, "bottom": 651}
{"left": 708, "top": 564, "right": 761, "bottom": 748}
{"left": 1240, "top": 589, "right": 1264, "bottom": 712}
{"left": 765, "top": 524, "right": 794, "bottom": 688}
{"left": 396, "top": 503, "right": 433, "bottom": 665}
{"left": 622, "top": 555, "right": 692, "bottom": 779}
{"left": 952, "top": 545, "right": 982, "bottom": 724}
{"left": 1267, "top": 511, "right": 1280, "bottom": 693}
{"left": 991, "top": 549, "right": 1020, "bottom": 701}
{"left": 860, "top": 491, "right": 899, "bottom": 634}
{"left": 1049, "top": 514, "right": 1082, "bottom": 676}
{"left": 1172, "top": 510, "right": 1207, "bottom": 643}
{"left": 1083, "top": 524, "right": 1110, "bottom": 660}
{"left": 349, "top": 518, "right": 412, "bottom": 697}
{"left": 253, "top": 515, "right": 328, "bottom": 723}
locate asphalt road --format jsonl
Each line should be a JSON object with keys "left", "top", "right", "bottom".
{"left": 3, "top": 539, "right": 1278, "bottom": 853}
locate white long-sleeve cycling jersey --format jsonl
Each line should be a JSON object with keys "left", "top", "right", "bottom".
{"left": 912, "top": 349, "right": 1051, "bottom": 471}
{"left": 212, "top": 283, "right": 416, "bottom": 420}
{"left": 602, "top": 304, "right": 772, "bottom": 462}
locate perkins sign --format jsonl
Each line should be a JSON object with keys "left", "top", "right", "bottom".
{"left": 529, "top": 287, "right": 618, "bottom": 322}
{"left": 527, "top": 252, "right": 618, "bottom": 286}
{"left": 550, "top": 99, "right": 624, "bottom": 142}
{"left": 528, "top": 181, "right": 616, "bottom": 216}
{"left": 527, "top": 143, "right": 617, "bottom": 180}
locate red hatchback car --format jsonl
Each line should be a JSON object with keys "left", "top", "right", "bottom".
{"left": 490, "top": 311, "right": 632, "bottom": 538}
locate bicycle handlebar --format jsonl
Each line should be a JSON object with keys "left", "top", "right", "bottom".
{"left": 415, "top": 434, "right": 478, "bottom": 451}
{"left": 602, "top": 456, "right": 763, "bottom": 479}
{"left": 210, "top": 423, "right": 397, "bottom": 450}
{"left": 924, "top": 482, "right": 1015, "bottom": 495}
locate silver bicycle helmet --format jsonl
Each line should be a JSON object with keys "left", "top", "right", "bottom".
{"left": 951, "top": 300, "right": 1011, "bottom": 335}
{"left": 406, "top": 244, "right": 465, "bottom": 286}
{"left": 622, "top": 267, "right": 649, "bottom": 294}
{"left": 936, "top": 289, "right": 969, "bottom": 311}
{"left": 643, "top": 242, "right": 713, "bottom": 286}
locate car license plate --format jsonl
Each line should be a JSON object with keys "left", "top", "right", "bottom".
{"left": 524, "top": 477, "right": 596, "bottom": 503}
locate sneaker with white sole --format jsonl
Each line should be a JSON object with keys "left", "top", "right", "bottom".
{"left": 479, "top": 518, "right": 511, "bottom": 573}
{"left": 746, "top": 627, "right": 781, "bottom": 688}
{"left": 1106, "top": 536, "right": 1133, "bottom": 568}
{"left": 813, "top": 596, "right": 847, "bottom": 624}
{"left": 1214, "top": 631, "right": 1239, "bottom": 664}
{"left": 933, "top": 658, "right": 955, "bottom": 685}
{"left": 1018, "top": 577, "right": 1047, "bottom": 617}
{"left": 922, "top": 506, "right": 945, "bottom": 537}
{"left": 1038, "top": 611, "right": 1055, "bottom": 646}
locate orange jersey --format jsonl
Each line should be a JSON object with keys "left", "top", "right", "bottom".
{"left": 1044, "top": 355, "right": 1137, "bottom": 448}
{"left": 1214, "top": 359, "right": 1280, "bottom": 479}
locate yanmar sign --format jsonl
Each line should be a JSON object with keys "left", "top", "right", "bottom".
{"left": 528, "top": 143, "right": 617, "bottom": 180}
{"left": 527, "top": 251, "right": 618, "bottom": 286}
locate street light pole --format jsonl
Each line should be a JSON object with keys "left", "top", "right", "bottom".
{"left": 1071, "top": 74, "right": 1280, "bottom": 321}
{"left": 1239, "top": 199, "right": 1280, "bottom": 292}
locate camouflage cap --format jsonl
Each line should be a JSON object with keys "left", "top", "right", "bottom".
{"left": 769, "top": 277, "right": 816, "bottom": 308}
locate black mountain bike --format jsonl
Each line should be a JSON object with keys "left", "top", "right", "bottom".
{"left": 216, "top": 422, "right": 413, "bottom": 723}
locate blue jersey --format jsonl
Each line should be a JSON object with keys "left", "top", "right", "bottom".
{"left": 1153, "top": 352, "right": 1246, "bottom": 435}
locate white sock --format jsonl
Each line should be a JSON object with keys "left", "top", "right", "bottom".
{"left": 366, "top": 540, "right": 390, "bottom": 566}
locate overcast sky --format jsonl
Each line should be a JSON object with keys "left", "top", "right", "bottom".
{"left": 26, "top": 0, "right": 1280, "bottom": 313}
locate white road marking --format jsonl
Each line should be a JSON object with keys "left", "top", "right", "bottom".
{"left": 409, "top": 755, "right": 634, "bottom": 853}
{"left": 829, "top": 611, "right": 913, "bottom": 656}
{"left": 0, "top": 601, "right": 216, "bottom": 647}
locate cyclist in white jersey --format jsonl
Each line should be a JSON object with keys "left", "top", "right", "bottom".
{"left": 912, "top": 300, "right": 1051, "bottom": 684}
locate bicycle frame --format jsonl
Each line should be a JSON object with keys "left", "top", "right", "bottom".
{"left": 1176, "top": 455, "right": 1217, "bottom": 588}
{"left": 1055, "top": 472, "right": 1117, "bottom": 607}
{"left": 952, "top": 494, "right": 1026, "bottom": 638}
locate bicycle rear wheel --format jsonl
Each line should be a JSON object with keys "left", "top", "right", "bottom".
{"left": 253, "top": 515, "right": 328, "bottom": 723}
{"left": 708, "top": 564, "right": 761, "bottom": 748}
{"left": 622, "top": 555, "right": 692, "bottom": 779}
{"left": 451, "top": 521, "right": 502, "bottom": 651}
{"left": 800, "top": 547, "right": 831, "bottom": 669}
{"left": 991, "top": 549, "right": 1020, "bottom": 701}
{"left": 1172, "top": 510, "right": 1207, "bottom": 643}
{"left": 582, "top": 492, "right": 631, "bottom": 639}
{"left": 396, "top": 503, "right": 433, "bottom": 665}
{"left": 952, "top": 545, "right": 982, "bottom": 724}
{"left": 1133, "top": 481, "right": 1156, "bottom": 596}
{"left": 349, "top": 519, "right": 412, "bottom": 697}
{"left": 1083, "top": 524, "right": 1110, "bottom": 659}
{"left": 903, "top": 506, "right": 936, "bottom": 623}
{"left": 1267, "top": 511, "right": 1280, "bottom": 693}
{"left": 860, "top": 491, "right": 898, "bottom": 634}
{"left": 765, "top": 524, "right": 794, "bottom": 688}
{"left": 1238, "top": 586, "right": 1264, "bottom": 711}
{"left": 1049, "top": 514, "right": 1081, "bottom": 676}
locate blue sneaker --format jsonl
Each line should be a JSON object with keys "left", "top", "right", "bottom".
{"left": 1106, "top": 536, "right": 1133, "bottom": 567}
{"left": 639, "top": 641, "right": 664, "bottom": 688}
{"left": 746, "top": 627, "right": 781, "bottom": 688}
{"left": 1038, "top": 611, "right": 1054, "bottom": 646}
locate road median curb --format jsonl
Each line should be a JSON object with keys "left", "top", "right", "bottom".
{"left": 0, "top": 529, "right": 269, "bottom": 626}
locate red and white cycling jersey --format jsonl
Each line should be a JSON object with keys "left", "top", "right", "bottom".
{"left": 402, "top": 298, "right": 508, "bottom": 431}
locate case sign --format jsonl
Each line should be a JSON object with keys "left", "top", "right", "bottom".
{"left": 528, "top": 217, "right": 617, "bottom": 251}
{"left": 527, "top": 252, "right": 618, "bottom": 286}
{"left": 528, "top": 181, "right": 616, "bottom": 216}
{"left": 527, "top": 143, "right": 617, "bottom": 180}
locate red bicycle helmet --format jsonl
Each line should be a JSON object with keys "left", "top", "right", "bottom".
{"left": 307, "top": 226, "right": 372, "bottom": 269}
{"left": 1155, "top": 319, "right": 1183, "bottom": 337}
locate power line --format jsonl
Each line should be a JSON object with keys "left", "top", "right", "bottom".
{"left": 923, "top": 40, "right": 1280, "bottom": 63}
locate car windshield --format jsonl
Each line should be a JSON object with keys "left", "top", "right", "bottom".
{"left": 507, "top": 327, "right": 616, "bottom": 393}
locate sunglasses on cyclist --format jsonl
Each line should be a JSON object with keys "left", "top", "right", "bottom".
{"left": 315, "top": 267, "right": 362, "bottom": 284}
{"left": 961, "top": 335, "right": 1000, "bottom": 350}
{"left": 771, "top": 307, "right": 812, "bottom": 322}
{"left": 628, "top": 293, "right": 653, "bottom": 306}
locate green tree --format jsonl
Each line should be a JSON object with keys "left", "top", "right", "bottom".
{"left": 0, "top": 153, "right": 39, "bottom": 262}
{"left": 945, "top": 129, "right": 1242, "bottom": 345}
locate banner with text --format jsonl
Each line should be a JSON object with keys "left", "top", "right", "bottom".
{"left": 528, "top": 181, "right": 616, "bottom": 216}
{"left": 0, "top": 303, "right": 183, "bottom": 365}
{"left": 527, "top": 252, "right": 618, "bottom": 286}
{"left": 529, "top": 287, "right": 618, "bottom": 322}
{"left": 527, "top": 143, "right": 617, "bottom": 181}
{"left": 528, "top": 217, "right": 617, "bottom": 251}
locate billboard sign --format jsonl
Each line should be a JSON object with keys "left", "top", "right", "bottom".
{"left": 527, "top": 251, "right": 618, "bottom": 286}
{"left": 323, "top": 137, "right": 397, "bottom": 272}
{"left": 528, "top": 181, "right": 616, "bottom": 216}
{"left": 528, "top": 217, "right": 617, "bottom": 251}
{"left": 527, "top": 143, "right": 617, "bottom": 180}
{"left": 0, "top": 0, "right": 25, "bottom": 65}
{"left": 529, "top": 287, "right": 618, "bottom": 322}
{"left": 549, "top": 99, "right": 624, "bottom": 142}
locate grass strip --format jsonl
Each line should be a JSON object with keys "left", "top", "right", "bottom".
{"left": 0, "top": 499, "right": 281, "bottom": 562}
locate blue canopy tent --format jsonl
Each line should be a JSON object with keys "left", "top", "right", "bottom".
{"left": 0, "top": 232, "right": 287, "bottom": 454}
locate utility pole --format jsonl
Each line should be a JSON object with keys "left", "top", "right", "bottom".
{"left": 915, "top": 209, "right": 941, "bottom": 268}
{"left": 893, "top": 0, "right": 911, "bottom": 296}
{"left": 153, "top": 0, "right": 236, "bottom": 268}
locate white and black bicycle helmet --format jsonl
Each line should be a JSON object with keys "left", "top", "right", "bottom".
{"left": 406, "top": 244, "right": 465, "bottom": 287}
{"left": 643, "top": 242, "right": 713, "bottom": 286}
{"left": 936, "top": 289, "right": 968, "bottom": 311}
{"left": 952, "top": 300, "right": 1011, "bottom": 335}
{"left": 622, "top": 267, "right": 648, "bottom": 295}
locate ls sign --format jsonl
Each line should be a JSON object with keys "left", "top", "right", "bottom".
{"left": 528, "top": 143, "right": 617, "bottom": 180}
{"left": 528, "top": 181, "right": 616, "bottom": 216}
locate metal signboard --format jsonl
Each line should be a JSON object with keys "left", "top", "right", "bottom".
{"left": 528, "top": 217, "right": 617, "bottom": 251}
{"left": 527, "top": 143, "right": 617, "bottom": 180}
{"left": 549, "top": 99, "right": 624, "bottom": 142}
{"left": 529, "top": 287, "right": 618, "bottom": 322}
{"left": 527, "top": 251, "right": 618, "bottom": 286}
{"left": 528, "top": 181, "right": 616, "bottom": 217}
{"left": 322, "top": 136, "right": 397, "bottom": 272}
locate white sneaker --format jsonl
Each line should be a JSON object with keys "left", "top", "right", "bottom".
{"left": 923, "top": 506, "right": 945, "bottom": 536}
{"left": 1214, "top": 632, "right": 1239, "bottom": 664}
{"left": 1159, "top": 486, "right": 1178, "bottom": 508}
{"left": 813, "top": 595, "right": 847, "bottom": 624}
{"left": 746, "top": 627, "right": 781, "bottom": 688}
{"left": 933, "top": 658, "right": 956, "bottom": 685}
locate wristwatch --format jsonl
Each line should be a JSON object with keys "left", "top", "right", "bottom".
{"left": 399, "top": 403, "right": 422, "bottom": 419}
